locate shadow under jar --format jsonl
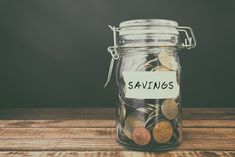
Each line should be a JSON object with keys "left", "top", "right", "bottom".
{"left": 105, "top": 19, "right": 196, "bottom": 151}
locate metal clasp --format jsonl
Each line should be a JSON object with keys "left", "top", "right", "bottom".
{"left": 104, "top": 26, "right": 120, "bottom": 87}
{"left": 178, "top": 26, "right": 197, "bottom": 49}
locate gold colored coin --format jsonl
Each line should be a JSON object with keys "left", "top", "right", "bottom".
{"left": 161, "top": 99, "right": 178, "bottom": 120}
{"left": 152, "top": 66, "right": 170, "bottom": 72}
{"left": 118, "top": 104, "right": 126, "bottom": 122}
{"left": 153, "top": 120, "right": 173, "bottom": 144}
{"left": 132, "top": 127, "right": 151, "bottom": 145}
{"left": 125, "top": 114, "right": 145, "bottom": 129}
{"left": 158, "top": 52, "right": 178, "bottom": 71}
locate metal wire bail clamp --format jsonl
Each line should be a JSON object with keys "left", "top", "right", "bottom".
{"left": 104, "top": 24, "right": 197, "bottom": 87}
{"left": 177, "top": 26, "right": 197, "bottom": 49}
{"left": 104, "top": 25, "right": 120, "bottom": 87}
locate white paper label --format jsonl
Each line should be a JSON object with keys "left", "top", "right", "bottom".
{"left": 123, "top": 71, "right": 179, "bottom": 99}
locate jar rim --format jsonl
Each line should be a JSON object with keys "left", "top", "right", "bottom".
{"left": 118, "top": 19, "right": 180, "bottom": 47}
{"left": 119, "top": 19, "right": 178, "bottom": 28}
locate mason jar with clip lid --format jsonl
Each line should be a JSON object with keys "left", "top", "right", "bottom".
{"left": 105, "top": 19, "right": 196, "bottom": 151}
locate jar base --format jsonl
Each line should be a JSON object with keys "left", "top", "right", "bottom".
{"left": 116, "top": 139, "right": 180, "bottom": 152}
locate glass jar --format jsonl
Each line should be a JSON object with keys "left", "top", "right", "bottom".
{"left": 105, "top": 19, "right": 196, "bottom": 151}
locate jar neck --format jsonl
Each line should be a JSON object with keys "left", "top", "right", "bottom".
{"left": 118, "top": 34, "right": 179, "bottom": 48}
{"left": 118, "top": 47, "right": 178, "bottom": 56}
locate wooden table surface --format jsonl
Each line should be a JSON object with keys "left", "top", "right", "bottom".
{"left": 0, "top": 108, "right": 234, "bottom": 157}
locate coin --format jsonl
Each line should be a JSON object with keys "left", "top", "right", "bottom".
{"left": 144, "top": 58, "right": 158, "bottom": 67}
{"left": 153, "top": 120, "right": 173, "bottom": 144}
{"left": 151, "top": 66, "right": 170, "bottom": 72}
{"left": 161, "top": 99, "right": 178, "bottom": 120}
{"left": 123, "top": 113, "right": 145, "bottom": 140}
{"left": 118, "top": 103, "right": 126, "bottom": 122}
{"left": 123, "top": 126, "right": 132, "bottom": 139}
{"left": 158, "top": 52, "right": 178, "bottom": 71}
{"left": 146, "top": 104, "right": 160, "bottom": 111}
{"left": 136, "top": 106, "right": 154, "bottom": 114}
{"left": 132, "top": 127, "right": 151, "bottom": 145}
{"left": 144, "top": 111, "right": 161, "bottom": 131}
{"left": 125, "top": 113, "right": 145, "bottom": 129}
{"left": 136, "top": 107, "right": 149, "bottom": 114}
{"left": 147, "top": 110, "right": 160, "bottom": 121}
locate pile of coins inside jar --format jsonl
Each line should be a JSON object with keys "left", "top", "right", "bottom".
{"left": 117, "top": 51, "right": 181, "bottom": 149}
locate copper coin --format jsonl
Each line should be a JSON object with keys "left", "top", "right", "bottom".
{"left": 158, "top": 52, "right": 178, "bottom": 71}
{"left": 161, "top": 99, "right": 178, "bottom": 120}
{"left": 132, "top": 127, "right": 151, "bottom": 145}
{"left": 153, "top": 120, "right": 173, "bottom": 144}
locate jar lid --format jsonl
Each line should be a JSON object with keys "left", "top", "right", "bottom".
{"left": 119, "top": 19, "right": 178, "bottom": 28}
{"left": 119, "top": 19, "right": 179, "bottom": 36}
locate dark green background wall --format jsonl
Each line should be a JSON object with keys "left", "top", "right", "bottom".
{"left": 0, "top": 0, "right": 235, "bottom": 107}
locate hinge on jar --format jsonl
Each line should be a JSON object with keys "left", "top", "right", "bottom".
{"left": 177, "top": 26, "right": 197, "bottom": 49}
{"left": 104, "top": 25, "right": 197, "bottom": 87}
{"left": 104, "top": 25, "right": 120, "bottom": 87}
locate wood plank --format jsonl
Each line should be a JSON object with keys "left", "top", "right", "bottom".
{"left": 0, "top": 128, "right": 234, "bottom": 139}
{"left": 0, "top": 108, "right": 233, "bottom": 154}
{"left": 0, "top": 138, "right": 234, "bottom": 151}
{"left": 0, "top": 120, "right": 115, "bottom": 128}
{"left": 183, "top": 108, "right": 235, "bottom": 114}
{"left": 0, "top": 151, "right": 234, "bottom": 157}
{"left": 0, "top": 108, "right": 234, "bottom": 128}
{"left": 0, "top": 119, "right": 234, "bottom": 128}
{"left": 0, "top": 128, "right": 116, "bottom": 139}
{"left": 183, "top": 120, "right": 235, "bottom": 128}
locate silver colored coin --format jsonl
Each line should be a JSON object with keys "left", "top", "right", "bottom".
{"left": 145, "top": 115, "right": 163, "bottom": 132}
{"left": 123, "top": 126, "right": 132, "bottom": 139}
{"left": 146, "top": 103, "right": 160, "bottom": 109}
{"left": 136, "top": 106, "right": 154, "bottom": 114}
{"left": 144, "top": 104, "right": 161, "bottom": 128}
{"left": 161, "top": 99, "right": 178, "bottom": 120}
{"left": 124, "top": 113, "right": 145, "bottom": 139}
{"left": 145, "top": 112, "right": 160, "bottom": 127}
{"left": 143, "top": 58, "right": 158, "bottom": 68}
{"left": 158, "top": 52, "right": 178, "bottom": 71}
{"left": 136, "top": 107, "right": 149, "bottom": 114}
{"left": 125, "top": 113, "right": 145, "bottom": 129}
{"left": 147, "top": 109, "right": 160, "bottom": 119}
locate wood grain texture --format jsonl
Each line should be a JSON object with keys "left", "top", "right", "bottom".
{"left": 0, "top": 151, "right": 234, "bottom": 157}
{"left": 0, "top": 108, "right": 234, "bottom": 156}
{"left": 0, "top": 151, "right": 235, "bottom": 157}
{"left": 0, "top": 128, "right": 234, "bottom": 139}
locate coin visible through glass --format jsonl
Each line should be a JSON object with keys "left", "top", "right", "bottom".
{"left": 152, "top": 65, "right": 170, "bottom": 72}
{"left": 123, "top": 113, "right": 145, "bottom": 140}
{"left": 152, "top": 120, "right": 173, "bottom": 144}
{"left": 132, "top": 127, "right": 151, "bottom": 145}
{"left": 158, "top": 52, "right": 178, "bottom": 71}
{"left": 123, "top": 126, "right": 132, "bottom": 139}
{"left": 118, "top": 103, "right": 126, "bottom": 122}
{"left": 161, "top": 99, "right": 178, "bottom": 120}
{"left": 125, "top": 113, "right": 145, "bottom": 129}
